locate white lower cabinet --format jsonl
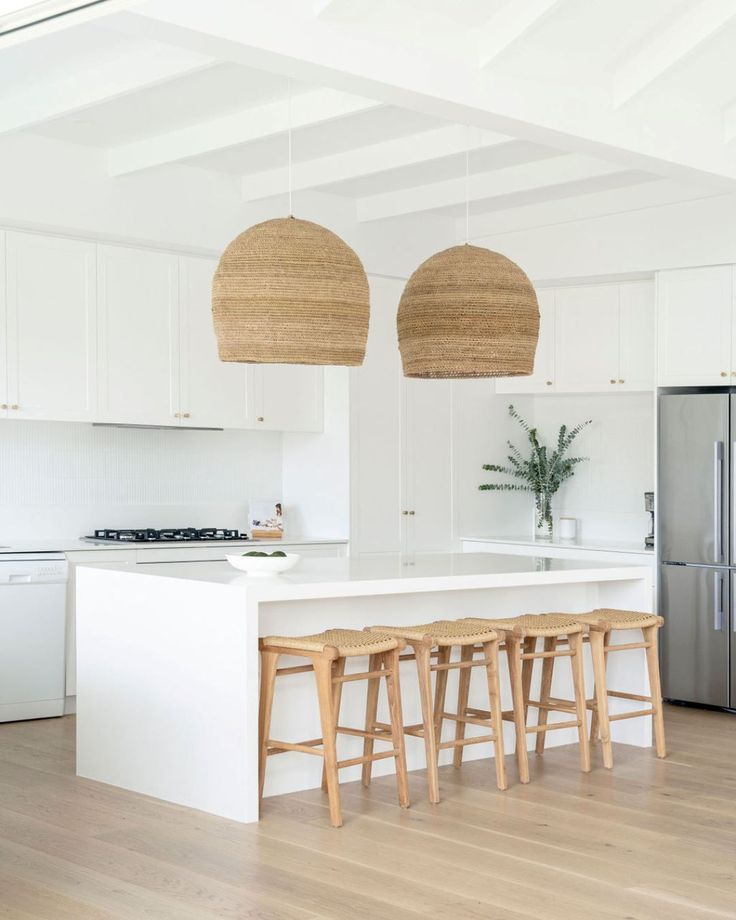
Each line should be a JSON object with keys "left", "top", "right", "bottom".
{"left": 5, "top": 231, "right": 97, "bottom": 421}
{"left": 351, "top": 276, "right": 453, "bottom": 555}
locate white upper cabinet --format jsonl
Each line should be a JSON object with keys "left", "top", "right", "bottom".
{"left": 657, "top": 266, "right": 733, "bottom": 387}
{"left": 178, "top": 256, "right": 252, "bottom": 429}
{"left": 97, "top": 245, "right": 179, "bottom": 426}
{"left": 0, "top": 231, "right": 7, "bottom": 419}
{"left": 5, "top": 232, "right": 96, "bottom": 421}
{"left": 554, "top": 284, "right": 620, "bottom": 392}
{"left": 496, "top": 290, "right": 555, "bottom": 393}
{"left": 619, "top": 280, "right": 654, "bottom": 391}
{"left": 496, "top": 281, "right": 654, "bottom": 394}
{"left": 253, "top": 364, "right": 323, "bottom": 432}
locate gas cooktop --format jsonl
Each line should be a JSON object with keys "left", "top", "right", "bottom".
{"left": 83, "top": 528, "right": 250, "bottom": 544}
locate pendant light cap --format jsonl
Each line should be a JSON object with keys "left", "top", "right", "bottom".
{"left": 397, "top": 243, "right": 539, "bottom": 379}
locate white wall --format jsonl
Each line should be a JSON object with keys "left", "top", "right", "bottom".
{"left": 0, "top": 420, "right": 282, "bottom": 540}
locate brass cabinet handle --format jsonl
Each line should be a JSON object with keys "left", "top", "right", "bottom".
{"left": 257, "top": 416, "right": 264, "bottom": 422}
{"left": 0, "top": 404, "right": 7, "bottom": 410}
{"left": 545, "top": 380, "right": 552, "bottom": 386}
{"left": 408, "top": 510, "right": 415, "bottom": 515}
{"left": 173, "top": 412, "right": 181, "bottom": 418}
{"left": 610, "top": 379, "right": 616, "bottom": 384}
{"left": 182, "top": 413, "right": 191, "bottom": 419}
{"left": 10, "top": 404, "right": 18, "bottom": 410}
{"left": 402, "top": 510, "right": 408, "bottom": 515}
{"left": 721, "top": 372, "right": 728, "bottom": 378}
{"left": 618, "top": 379, "right": 625, "bottom": 384}
{"left": 731, "top": 372, "right": 736, "bottom": 377}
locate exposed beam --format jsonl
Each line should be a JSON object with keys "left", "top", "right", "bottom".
{"left": 241, "top": 125, "right": 513, "bottom": 201}
{"left": 356, "top": 155, "right": 629, "bottom": 222}
{"left": 105, "top": 3, "right": 736, "bottom": 188}
{"left": 108, "top": 88, "right": 381, "bottom": 177}
{"left": 463, "top": 179, "right": 720, "bottom": 238}
{"left": 477, "top": 0, "right": 564, "bottom": 68}
{"left": 0, "top": 43, "right": 214, "bottom": 135}
{"left": 614, "top": 0, "right": 736, "bottom": 107}
{"left": 0, "top": 0, "right": 134, "bottom": 47}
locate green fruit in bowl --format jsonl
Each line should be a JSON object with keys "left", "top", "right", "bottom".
{"left": 242, "top": 550, "right": 268, "bottom": 557}
{"left": 270, "top": 551, "right": 287, "bottom": 557}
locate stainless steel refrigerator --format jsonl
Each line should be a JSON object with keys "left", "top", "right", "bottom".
{"left": 659, "top": 390, "right": 736, "bottom": 709}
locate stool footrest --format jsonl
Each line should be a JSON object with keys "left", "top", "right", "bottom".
{"left": 337, "top": 750, "right": 397, "bottom": 770}
{"left": 267, "top": 739, "right": 323, "bottom": 756}
{"left": 438, "top": 734, "right": 496, "bottom": 751}
{"left": 520, "top": 649, "right": 574, "bottom": 660}
{"left": 609, "top": 708, "right": 655, "bottom": 722}
{"left": 276, "top": 664, "right": 315, "bottom": 676}
{"left": 531, "top": 700, "right": 576, "bottom": 713}
{"left": 334, "top": 668, "right": 387, "bottom": 684}
{"left": 528, "top": 719, "right": 580, "bottom": 734}
{"left": 443, "top": 711, "right": 493, "bottom": 728}
{"left": 607, "top": 689, "right": 652, "bottom": 703}
{"left": 603, "top": 641, "right": 652, "bottom": 652}
{"left": 431, "top": 657, "right": 493, "bottom": 673}
{"left": 336, "top": 725, "right": 393, "bottom": 741}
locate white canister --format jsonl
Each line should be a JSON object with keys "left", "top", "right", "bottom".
{"left": 558, "top": 517, "right": 577, "bottom": 541}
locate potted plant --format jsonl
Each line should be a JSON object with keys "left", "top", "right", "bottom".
{"left": 479, "top": 405, "right": 591, "bottom": 540}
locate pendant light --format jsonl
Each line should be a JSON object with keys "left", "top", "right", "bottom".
{"left": 212, "top": 84, "right": 370, "bottom": 366}
{"left": 396, "top": 130, "right": 539, "bottom": 379}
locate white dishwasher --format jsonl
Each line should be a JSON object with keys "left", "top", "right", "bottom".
{"left": 0, "top": 553, "right": 68, "bottom": 722}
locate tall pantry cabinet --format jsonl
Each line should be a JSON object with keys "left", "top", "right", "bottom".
{"left": 350, "top": 275, "right": 453, "bottom": 555}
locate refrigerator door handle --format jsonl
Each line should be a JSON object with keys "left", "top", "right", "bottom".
{"left": 715, "top": 571, "right": 725, "bottom": 631}
{"left": 714, "top": 441, "right": 724, "bottom": 563}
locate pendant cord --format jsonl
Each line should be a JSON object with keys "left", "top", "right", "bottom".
{"left": 287, "top": 79, "right": 293, "bottom": 217}
{"left": 464, "top": 126, "right": 470, "bottom": 244}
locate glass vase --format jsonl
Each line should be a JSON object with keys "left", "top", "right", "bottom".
{"left": 534, "top": 491, "right": 554, "bottom": 541}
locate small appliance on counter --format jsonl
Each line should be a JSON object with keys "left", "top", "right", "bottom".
{"left": 83, "top": 528, "right": 250, "bottom": 544}
{"left": 558, "top": 517, "right": 577, "bottom": 541}
{"left": 644, "top": 492, "right": 654, "bottom": 549}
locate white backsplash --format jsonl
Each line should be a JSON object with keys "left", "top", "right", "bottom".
{"left": 0, "top": 420, "right": 283, "bottom": 539}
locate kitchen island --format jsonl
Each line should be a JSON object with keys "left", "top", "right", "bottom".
{"left": 76, "top": 553, "right": 653, "bottom": 823}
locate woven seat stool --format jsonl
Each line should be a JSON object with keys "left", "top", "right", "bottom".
{"left": 364, "top": 620, "right": 506, "bottom": 803}
{"left": 458, "top": 615, "right": 591, "bottom": 783}
{"left": 572, "top": 609, "right": 666, "bottom": 769}
{"left": 259, "top": 629, "right": 410, "bottom": 828}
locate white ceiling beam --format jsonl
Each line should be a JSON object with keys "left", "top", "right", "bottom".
{"left": 0, "top": 44, "right": 214, "bottom": 135}
{"left": 356, "top": 155, "right": 630, "bottom": 222}
{"left": 105, "top": 3, "right": 736, "bottom": 188}
{"left": 0, "top": 0, "right": 134, "bottom": 47}
{"left": 614, "top": 0, "right": 736, "bottom": 107}
{"left": 723, "top": 99, "right": 736, "bottom": 144}
{"left": 108, "top": 88, "right": 381, "bottom": 177}
{"left": 313, "top": 0, "right": 340, "bottom": 16}
{"left": 241, "top": 125, "right": 513, "bottom": 201}
{"left": 463, "top": 179, "right": 721, "bottom": 238}
{"left": 477, "top": 0, "right": 565, "bottom": 68}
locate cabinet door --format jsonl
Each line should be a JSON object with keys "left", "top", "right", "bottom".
{"left": 554, "top": 284, "right": 620, "bottom": 392}
{"left": 6, "top": 232, "right": 96, "bottom": 421}
{"left": 618, "top": 280, "right": 654, "bottom": 391}
{"left": 657, "top": 266, "right": 732, "bottom": 387}
{"left": 403, "top": 376, "right": 453, "bottom": 553}
{"left": 179, "top": 256, "right": 252, "bottom": 429}
{"left": 0, "top": 230, "right": 7, "bottom": 418}
{"left": 254, "top": 364, "right": 323, "bottom": 432}
{"left": 350, "top": 276, "right": 404, "bottom": 555}
{"left": 495, "top": 290, "right": 555, "bottom": 393}
{"left": 97, "top": 245, "right": 179, "bottom": 425}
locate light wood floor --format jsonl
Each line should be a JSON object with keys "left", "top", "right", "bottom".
{"left": 0, "top": 705, "right": 734, "bottom": 919}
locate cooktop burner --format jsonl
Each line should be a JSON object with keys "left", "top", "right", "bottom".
{"left": 83, "top": 528, "right": 249, "bottom": 544}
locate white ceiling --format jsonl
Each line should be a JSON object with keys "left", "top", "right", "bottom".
{"left": 1, "top": 0, "right": 735, "bottom": 236}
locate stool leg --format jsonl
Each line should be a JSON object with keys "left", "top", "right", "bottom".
{"left": 589, "top": 628, "right": 613, "bottom": 769}
{"left": 535, "top": 636, "right": 557, "bottom": 756}
{"left": 314, "top": 656, "right": 342, "bottom": 828}
{"left": 589, "top": 637, "right": 609, "bottom": 744}
{"left": 644, "top": 624, "right": 667, "bottom": 758}
{"left": 433, "top": 645, "right": 451, "bottom": 749}
{"left": 258, "top": 649, "right": 279, "bottom": 801}
{"left": 505, "top": 635, "right": 530, "bottom": 784}
{"left": 452, "top": 644, "right": 474, "bottom": 768}
{"left": 414, "top": 640, "right": 441, "bottom": 804}
{"left": 521, "top": 636, "right": 536, "bottom": 722}
{"left": 361, "top": 653, "right": 382, "bottom": 787}
{"left": 322, "top": 656, "right": 346, "bottom": 792}
{"left": 569, "top": 633, "right": 591, "bottom": 774}
{"left": 483, "top": 639, "right": 508, "bottom": 791}
{"left": 383, "top": 647, "right": 410, "bottom": 808}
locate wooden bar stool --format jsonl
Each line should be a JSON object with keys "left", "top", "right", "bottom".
{"left": 259, "top": 628, "right": 410, "bottom": 828}
{"left": 364, "top": 620, "right": 507, "bottom": 803}
{"left": 573, "top": 608, "right": 666, "bottom": 768}
{"left": 459, "top": 615, "right": 591, "bottom": 783}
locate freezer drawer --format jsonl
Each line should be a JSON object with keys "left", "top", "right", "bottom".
{"left": 660, "top": 564, "right": 729, "bottom": 707}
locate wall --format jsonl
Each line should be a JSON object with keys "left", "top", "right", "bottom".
{"left": 0, "top": 420, "right": 282, "bottom": 539}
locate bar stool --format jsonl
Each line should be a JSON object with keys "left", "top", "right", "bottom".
{"left": 259, "top": 629, "right": 410, "bottom": 828}
{"left": 573, "top": 608, "right": 666, "bottom": 768}
{"left": 459, "top": 615, "right": 591, "bottom": 783}
{"left": 364, "top": 620, "right": 507, "bottom": 803}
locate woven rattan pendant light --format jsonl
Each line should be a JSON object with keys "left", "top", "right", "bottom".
{"left": 212, "top": 88, "right": 369, "bottom": 366}
{"left": 397, "top": 135, "right": 539, "bottom": 379}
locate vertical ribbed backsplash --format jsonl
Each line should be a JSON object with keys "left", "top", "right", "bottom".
{"left": 0, "top": 420, "right": 283, "bottom": 539}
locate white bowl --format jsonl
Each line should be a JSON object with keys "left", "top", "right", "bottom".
{"left": 226, "top": 552, "right": 300, "bottom": 576}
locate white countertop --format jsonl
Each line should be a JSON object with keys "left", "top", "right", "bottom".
{"left": 0, "top": 536, "right": 348, "bottom": 555}
{"left": 461, "top": 534, "right": 654, "bottom": 555}
{"left": 79, "top": 551, "right": 651, "bottom": 602}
